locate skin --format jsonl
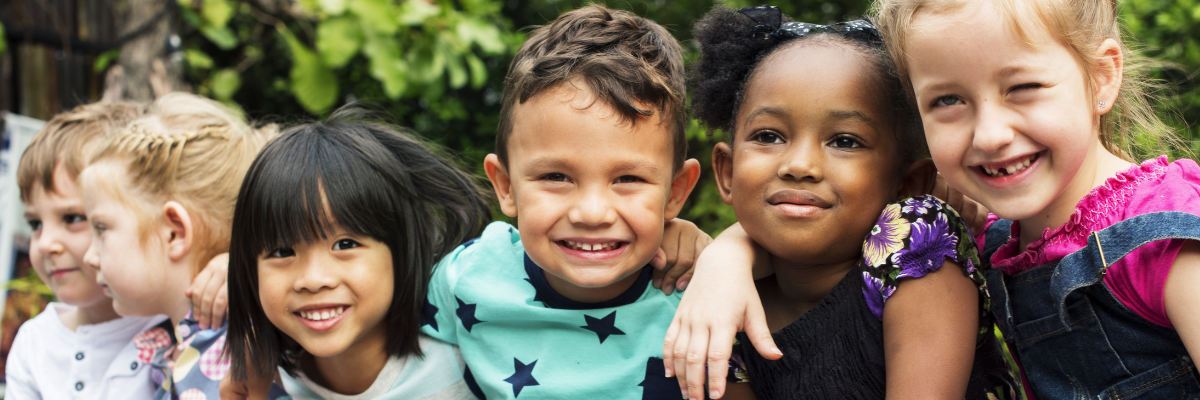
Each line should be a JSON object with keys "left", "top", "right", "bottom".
{"left": 80, "top": 160, "right": 199, "bottom": 327}
{"left": 908, "top": 0, "right": 1200, "bottom": 368}
{"left": 484, "top": 79, "right": 701, "bottom": 303}
{"left": 257, "top": 228, "right": 393, "bottom": 396}
{"left": 666, "top": 42, "right": 978, "bottom": 400}
{"left": 23, "top": 164, "right": 119, "bottom": 330}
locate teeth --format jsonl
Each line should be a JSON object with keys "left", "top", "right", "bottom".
{"left": 982, "top": 154, "right": 1036, "bottom": 177}
{"left": 299, "top": 306, "right": 345, "bottom": 321}
{"left": 563, "top": 241, "right": 619, "bottom": 251}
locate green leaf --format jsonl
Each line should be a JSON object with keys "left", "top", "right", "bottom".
{"left": 446, "top": 53, "right": 467, "bottom": 89}
{"left": 457, "top": 18, "right": 506, "bottom": 54}
{"left": 184, "top": 49, "right": 214, "bottom": 70}
{"left": 465, "top": 53, "right": 486, "bottom": 89}
{"left": 363, "top": 34, "right": 409, "bottom": 98}
{"left": 319, "top": 0, "right": 346, "bottom": 15}
{"left": 349, "top": 0, "right": 399, "bottom": 35}
{"left": 398, "top": 0, "right": 441, "bottom": 25}
{"left": 202, "top": 0, "right": 235, "bottom": 28}
{"left": 211, "top": 68, "right": 242, "bottom": 100}
{"left": 410, "top": 41, "right": 446, "bottom": 82}
{"left": 316, "top": 16, "right": 363, "bottom": 68}
{"left": 0, "top": 22, "right": 6, "bottom": 55}
{"left": 201, "top": 25, "right": 239, "bottom": 50}
{"left": 94, "top": 49, "right": 121, "bottom": 73}
{"left": 279, "top": 25, "right": 338, "bottom": 113}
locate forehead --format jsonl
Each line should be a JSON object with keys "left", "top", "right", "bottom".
{"left": 508, "top": 82, "right": 673, "bottom": 172}
{"left": 739, "top": 43, "right": 893, "bottom": 131}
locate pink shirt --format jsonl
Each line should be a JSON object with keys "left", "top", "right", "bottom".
{"left": 978, "top": 156, "right": 1200, "bottom": 328}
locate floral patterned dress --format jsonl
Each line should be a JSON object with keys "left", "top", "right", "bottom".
{"left": 728, "top": 195, "right": 1018, "bottom": 400}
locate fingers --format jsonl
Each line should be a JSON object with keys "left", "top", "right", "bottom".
{"left": 190, "top": 268, "right": 220, "bottom": 330}
{"left": 671, "top": 324, "right": 692, "bottom": 399}
{"left": 744, "top": 303, "right": 782, "bottom": 360}
{"left": 683, "top": 326, "right": 711, "bottom": 400}
{"left": 210, "top": 285, "right": 228, "bottom": 329}
{"left": 705, "top": 326, "right": 736, "bottom": 399}
{"left": 652, "top": 248, "right": 667, "bottom": 290}
{"left": 219, "top": 373, "right": 249, "bottom": 400}
{"left": 663, "top": 315, "right": 681, "bottom": 378}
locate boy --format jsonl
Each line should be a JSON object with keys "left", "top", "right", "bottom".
{"left": 421, "top": 5, "right": 702, "bottom": 399}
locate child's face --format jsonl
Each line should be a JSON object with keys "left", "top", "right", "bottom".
{"left": 905, "top": 2, "right": 1101, "bottom": 221}
{"left": 80, "top": 163, "right": 177, "bottom": 317}
{"left": 716, "top": 43, "right": 904, "bottom": 264}
{"left": 256, "top": 230, "right": 393, "bottom": 359}
{"left": 22, "top": 165, "right": 107, "bottom": 307}
{"left": 489, "top": 81, "right": 695, "bottom": 302}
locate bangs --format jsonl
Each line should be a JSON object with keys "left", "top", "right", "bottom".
{"left": 236, "top": 124, "right": 402, "bottom": 255}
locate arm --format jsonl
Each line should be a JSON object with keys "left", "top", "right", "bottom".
{"left": 663, "top": 223, "right": 778, "bottom": 400}
{"left": 652, "top": 218, "right": 714, "bottom": 295}
{"left": 1163, "top": 239, "right": 1200, "bottom": 363}
{"left": 882, "top": 260, "right": 977, "bottom": 400}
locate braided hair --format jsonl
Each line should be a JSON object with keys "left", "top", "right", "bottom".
{"left": 689, "top": 6, "right": 925, "bottom": 163}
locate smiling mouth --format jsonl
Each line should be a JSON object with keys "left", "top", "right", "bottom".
{"left": 979, "top": 152, "right": 1040, "bottom": 177}
{"left": 297, "top": 306, "right": 346, "bottom": 322}
{"left": 560, "top": 240, "right": 625, "bottom": 252}
{"left": 48, "top": 268, "right": 78, "bottom": 278}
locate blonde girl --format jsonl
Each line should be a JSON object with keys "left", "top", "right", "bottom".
{"left": 79, "top": 93, "right": 278, "bottom": 400}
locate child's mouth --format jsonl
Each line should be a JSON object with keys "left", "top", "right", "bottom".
{"left": 561, "top": 240, "right": 623, "bottom": 252}
{"left": 556, "top": 240, "right": 628, "bottom": 261}
{"left": 295, "top": 305, "right": 348, "bottom": 331}
{"left": 978, "top": 152, "right": 1040, "bottom": 178}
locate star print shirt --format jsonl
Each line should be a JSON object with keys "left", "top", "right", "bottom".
{"left": 728, "top": 196, "right": 1019, "bottom": 400}
{"left": 421, "top": 222, "right": 684, "bottom": 400}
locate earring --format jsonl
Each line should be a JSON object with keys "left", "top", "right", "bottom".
{"left": 1098, "top": 101, "right": 1105, "bottom": 109}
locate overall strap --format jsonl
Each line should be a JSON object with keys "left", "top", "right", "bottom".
{"left": 1050, "top": 211, "right": 1200, "bottom": 330}
{"left": 981, "top": 219, "right": 1013, "bottom": 264}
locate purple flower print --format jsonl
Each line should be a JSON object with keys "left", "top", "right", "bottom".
{"left": 862, "top": 272, "right": 895, "bottom": 319}
{"left": 863, "top": 204, "right": 910, "bottom": 267}
{"left": 894, "top": 213, "right": 959, "bottom": 279}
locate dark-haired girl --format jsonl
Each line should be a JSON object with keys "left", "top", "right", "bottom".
{"left": 224, "top": 109, "right": 490, "bottom": 399}
{"left": 661, "top": 6, "right": 1017, "bottom": 400}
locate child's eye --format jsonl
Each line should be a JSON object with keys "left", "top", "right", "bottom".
{"left": 614, "top": 175, "right": 644, "bottom": 184}
{"left": 267, "top": 247, "right": 296, "bottom": 258}
{"left": 26, "top": 219, "right": 42, "bottom": 232}
{"left": 92, "top": 223, "right": 107, "bottom": 235}
{"left": 932, "top": 95, "right": 964, "bottom": 107}
{"left": 64, "top": 214, "right": 87, "bottom": 225}
{"left": 750, "top": 131, "right": 784, "bottom": 144}
{"left": 829, "top": 136, "right": 863, "bottom": 149}
{"left": 333, "top": 239, "right": 361, "bottom": 250}
{"left": 539, "top": 173, "right": 570, "bottom": 182}
{"left": 1010, "top": 82, "right": 1043, "bottom": 92}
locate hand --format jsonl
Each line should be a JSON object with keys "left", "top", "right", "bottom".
{"left": 219, "top": 368, "right": 274, "bottom": 400}
{"left": 662, "top": 224, "right": 780, "bottom": 400}
{"left": 929, "top": 173, "right": 989, "bottom": 235}
{"left": 652, "top": 218, "right": 714, "bottom": 295}
{"left": 187, "top": 253, "right": 229, "bottom": 330}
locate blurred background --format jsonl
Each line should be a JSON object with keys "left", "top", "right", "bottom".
{"left": 0, "top": 0, "right": 1198, "bottom": 385}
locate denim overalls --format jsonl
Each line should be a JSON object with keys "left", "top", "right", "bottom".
{"left": 982, "top": 212, "right": 1200, "bottom": 399}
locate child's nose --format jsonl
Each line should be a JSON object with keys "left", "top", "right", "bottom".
{"left": 35, "top": 228, "right": 66, "bottom": 257}
{"left": 82, "top": 243, "right": 101, "bottom": 270}
{"left": 568, "top": 186, "right": 617, "bottom": 227}
{"left": 972, "top": 105, "right": 1015, "bottom": 153}
{"left": 294, "top": 254, "right": 338, "bottom": 292}
{"left": 778, "top": 142, "right": 823, "bottom": 182}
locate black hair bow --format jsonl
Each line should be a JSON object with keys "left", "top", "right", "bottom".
{"left": 738, "top": 5, "right": 882, "bottom": 45}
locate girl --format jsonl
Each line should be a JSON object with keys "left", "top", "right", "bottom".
{"left": 876, "top": 0, "right": 1200, "bottom": 397}
{"left": 665, "top": 6, "right": 1015, "bottom": 400}
{"left": 225, "top": 110, "right": 490, "bottom": 399}
{"left": 78, "top": 93, "right": 275, "bottom": 400}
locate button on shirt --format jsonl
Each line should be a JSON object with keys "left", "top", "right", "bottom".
{"left": 4, "top": 303, "right": 167, "bottom": 400}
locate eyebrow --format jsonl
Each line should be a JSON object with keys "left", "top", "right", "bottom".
{"left": 741, "top": 106, "right": 789, "bottom": 130}
{"left": 828, "top": 110, "right": 876, "bottom": 127}
{"left": 524, "top": 157, "right": 661, "bottom": 175}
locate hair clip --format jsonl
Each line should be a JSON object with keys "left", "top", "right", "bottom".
{"left": 737, "top": 5, "right": 882, "bottom": 45}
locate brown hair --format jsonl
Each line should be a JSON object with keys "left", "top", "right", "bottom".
{"left": 17, "top": 101, "right": 148, "bottom": 202}
{"left": 876, "top": 0, "right": 1181, "bottom": 161}
{"left": 82, "top": 93, "right": 277, "bottom": 275}
{"left": 495, "top": 5, "right": 687, "bottom": 170}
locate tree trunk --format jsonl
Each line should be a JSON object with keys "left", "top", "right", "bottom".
{"left": 115, "top": 0, "right": 179, "bottom": 101}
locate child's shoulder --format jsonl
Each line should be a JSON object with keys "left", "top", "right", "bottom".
{"left": 1125, "top": 156, "right": 1200, "bottom": 215}
{"left": 436, "top": 221, "right": 523, "bottom": 272}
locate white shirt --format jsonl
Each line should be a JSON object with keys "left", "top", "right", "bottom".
{"left": 4, "top": 303, "right": 168, "bottom": 400}
{"left": 281, "top": 336, "right": 475, "bottom": 400}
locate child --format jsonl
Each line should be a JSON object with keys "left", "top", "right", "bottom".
{"left": 661, "top": 6, "right": 1015, "bottom": 400}
{"left": 223, "top": 109, "right": 489, "bottom": 399}
{"left": 873, "top": 0, "right": 1200, "bottom": 397}
{"left": 419, "top": 5, "right": 705, "bottom": 399}
{"left": 78, "top": 93, "right": 274, "bottom": 400}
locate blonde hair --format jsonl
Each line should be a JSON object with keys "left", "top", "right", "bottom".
{"left": 875, "top": 0, "right": 1182, "bottom": 161}
{"left": 17, "top": 101, "right": 148, "bottom": 202}
{"left": 86, "top": 93, "right": 277, "bottom": 275}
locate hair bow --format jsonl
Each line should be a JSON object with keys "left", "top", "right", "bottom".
{"left": 737, "top": 5, "right": 882, "bottom": 44}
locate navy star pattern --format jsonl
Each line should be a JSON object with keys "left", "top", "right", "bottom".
{"left": 580, "top": 311, "right": 626, "bottom": 344}
{"left": 524, "top": 278, "right": 550, "bottom": 305}
{"left": 504, "top": 358, "right": 540, "bottom": 397}
{"left": 640, "top": 357, "right": 679, "bottom": 400}
{"left": 455, "top": 297, "right": 484, "bottom": 332}
{"left": 420, "top": 301, "right": 438, "bottom": 331}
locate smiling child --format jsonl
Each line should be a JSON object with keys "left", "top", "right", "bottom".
{"left": 418, "top": 5, "right": 704, "bottom": 399}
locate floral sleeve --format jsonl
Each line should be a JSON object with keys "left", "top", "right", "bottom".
{"left": 860, "top": 195, "right": 986, "bottom": 320}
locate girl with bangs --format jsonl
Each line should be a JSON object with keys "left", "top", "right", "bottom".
{"left": 225, "top": 109, "right": 490, "bottom": 399}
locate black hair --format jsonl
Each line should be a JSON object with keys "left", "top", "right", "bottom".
{"left": 226, "top": 107, "right": 491, "bottom": 380}
{"left": 689, "top": 6, "right": 925, "bottom": 163}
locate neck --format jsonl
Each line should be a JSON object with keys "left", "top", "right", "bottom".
{"left": 163, "top": 257, "right": 199, "bottom": 327}
{"left": 61, "top": 298, "right": 122, "bottom": 331}
{"left": 305, "top": 323, "right": 390, "bottom": 395}
{"left": 763, "top": 255, "right": 856, "bottom": 321}
{"left": 544, "top": 267, "right": 643, "bottom": 304}
{"left": 1018, "top": 143, "right": 1134, "bottom": 250}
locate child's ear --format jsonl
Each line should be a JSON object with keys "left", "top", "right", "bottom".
{"left": 1093, "top": 38, "right": 1123, "bottom": 117}
{"left": 898, "top": 158, "right": 937, "bottom": 200}
{"left": 484, "top": 154, "right": 518, "bottom": 217}
{"left": 161, "top": 201, "right": 194, "bottom": 261}
{"left": 712, "top": 143, "right": 735, "bottom": 205}
{"left": 664, "top": 159, "right": 702, "bottom": 220}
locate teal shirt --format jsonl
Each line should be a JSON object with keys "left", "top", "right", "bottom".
{"left": 421, "top": 222, "right": 683, "bottom": 399}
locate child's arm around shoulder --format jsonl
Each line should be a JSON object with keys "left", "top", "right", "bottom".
{"left": 1164, "top": 239, "right": 1200, "bottom": 363}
